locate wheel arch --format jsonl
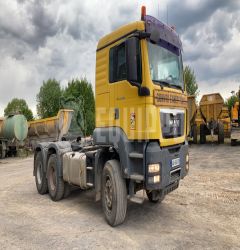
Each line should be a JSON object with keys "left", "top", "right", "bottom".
{"left": 46, "top": 141, "right": 72, "bottom": 178}
{"left": 33, "top": 142, "right": 50, "bottom": 176}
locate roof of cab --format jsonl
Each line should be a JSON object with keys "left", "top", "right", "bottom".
{"left": 97, "top": 21, "right": 145, "bottom": 51}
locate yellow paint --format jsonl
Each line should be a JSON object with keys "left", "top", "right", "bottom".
{"left": 95, "top": 21, "right": 187, "bottom": 146}
{"left": 28, "top": 109, "right": 74, "bottom": 140}
{"left": 231, "top": 102, "right": 239, "bottom": 121}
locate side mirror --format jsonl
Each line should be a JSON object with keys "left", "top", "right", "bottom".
{"left": 126, "top": 36, "right": 139, "bottom": 83}
{"left": 126, "top": 37, "right": 150, "bottom": 96}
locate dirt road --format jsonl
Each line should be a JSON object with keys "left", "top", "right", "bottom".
{"left": 0, "top": 144, "right": 239, "bottom": 249}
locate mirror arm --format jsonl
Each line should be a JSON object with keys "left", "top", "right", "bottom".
{"left": 129, "top": 81, "right": 150, "bottom": 97}
{"left": 129, "top": 31, "right": 151, "bottom": 40}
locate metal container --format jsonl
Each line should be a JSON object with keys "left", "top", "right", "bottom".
{"left": 0, "top": 115, "right": 28, "bottom": 142}
{"left": 28, "top": 109, "right": 74, "bottom": 148}
{"left": 199, "top": 93, "right": 224, "bottom": 122}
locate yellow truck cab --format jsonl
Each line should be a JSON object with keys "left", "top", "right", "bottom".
{"left": 94, "top": 9, "right": 188, "bottom": 195}
{"left": 33, "top": 7, "right": 189, "bottom": 227}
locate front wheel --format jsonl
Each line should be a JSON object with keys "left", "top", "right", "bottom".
{"left": 200, "top": 124, "right": 206, "bottom": 144}
{"left": 47, "top": 154, "right": 65, "bottom": 201}
{"left": 192, "top": 124, "right": 198, "bottom": 144}
{"left": 101, "top": 160, "right": 127, "bottom": 227}
{"left": 218, "top": 122, "right": 224, "bottom": 144}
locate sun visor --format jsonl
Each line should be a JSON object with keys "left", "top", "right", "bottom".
{"left": 144, "top": 15, "right": 182, "bottom": 51}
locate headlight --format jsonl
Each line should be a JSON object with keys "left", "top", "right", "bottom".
{"left": 148, "top": 163, "right": 160, "bottom": 173}
{"left": 148, "top": 175, "right": 160, "bottom": 184}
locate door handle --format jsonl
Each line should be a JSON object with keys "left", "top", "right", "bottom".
{"left": 114, "top": 108, "right": 119, "bottom": 120}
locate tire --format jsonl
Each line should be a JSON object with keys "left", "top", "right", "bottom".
{"left": 0, "top": 141, "right": 6, "bottom": 159}
{"left": 218, "top": 122, "right": 224, "bottom": 144}
{"left": 200, "top": 124, "right": 206, "bottom": 144}
{"left": 47, "top": 154, "right": 65, "bottom": 201}
{"left": 231, "top": 139, "right": 237, "bottom": 146}
{"left": 146, "top": 190, "right": 164, "bottom": 203}
{"left": 101, "top": 160, "right": 127, "bottom": 227}
{"left": 35, "top": 151, "right": 48, "bottom": 195}
{"left": 63, "top": 183, "right": 71, "bottom": 198}
{"left": 193, "top": 124, "right": 198, "bottom": 144}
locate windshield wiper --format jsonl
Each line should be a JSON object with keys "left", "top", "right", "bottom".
{"left": 152, "top": 80, "right": 170, "bottom": 88}
{"left": 153, "top": 80, "right": 183, "bottom": 92}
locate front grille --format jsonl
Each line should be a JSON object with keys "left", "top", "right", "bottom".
{"left": 170, "top": 167, "right": 181, "bottom": 182}
{"left": 160, "top": 109, "right": 184, "bottom": 138}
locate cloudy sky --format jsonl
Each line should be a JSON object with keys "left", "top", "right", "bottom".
{"left": 0, "top": 0, "right": 240, "bottom": 116}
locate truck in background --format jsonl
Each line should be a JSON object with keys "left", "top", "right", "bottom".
{"left": 33, "top": 7, "right": 189, "bottom": 226}
{"left": 197, "top": 93, "right": 230, "bottom": 144}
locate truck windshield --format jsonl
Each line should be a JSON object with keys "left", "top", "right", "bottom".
{"left": 148, "top": 41, "right": 184, "bottom": 90}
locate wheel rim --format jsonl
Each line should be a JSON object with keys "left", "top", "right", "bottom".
{"left": 49, "top": 166, "right": 56, "bottom": 191}
{"left": 36, "top": 162, "right": 42, "bottom": 185}
{"left": 105, "top": 175, "right": 113, "bottom": 212}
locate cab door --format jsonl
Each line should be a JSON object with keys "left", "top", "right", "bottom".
{"left": 109, "top": 38, "right": 146, "bottom": 140}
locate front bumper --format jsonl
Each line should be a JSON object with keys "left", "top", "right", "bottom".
{"left": 145, "top": 141, "right": 188, "bottom": 190}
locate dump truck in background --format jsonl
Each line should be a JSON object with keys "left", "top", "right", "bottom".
{"left": 0, "top": 114, "right": 28, "bottom": 158}
{"left": 199, "top": 93, "right": 229, "bottom": 144}
{"left": 28, "top": 109, "right": 74, "bottom": 149}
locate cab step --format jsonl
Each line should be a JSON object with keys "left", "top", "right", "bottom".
{"left": 129, "top": 152, "right": 143, "bottom": 159}
{"left": 129, "top": 196, "right": 144, "bottom": 204}
{"left": 130, "top": 174, "right": 144, "bottom": 181}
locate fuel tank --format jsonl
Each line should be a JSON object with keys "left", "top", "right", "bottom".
{"left": 0, "top": 114, "right": 28, "bottom": 143}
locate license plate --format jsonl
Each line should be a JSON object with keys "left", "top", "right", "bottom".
{"left": 172, "top": 158, "right": 180, "bottom": 168}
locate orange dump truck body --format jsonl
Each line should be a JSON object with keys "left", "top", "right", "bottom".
{"left": 28, "top": 109, "right": 74, "bottom": 148}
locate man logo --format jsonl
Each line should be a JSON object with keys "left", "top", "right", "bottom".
{"left": 169, "top": 118, "right": 180, "bottom": 127}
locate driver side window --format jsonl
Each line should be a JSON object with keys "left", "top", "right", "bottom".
{"left": 109, "top": 42, "right": 126, "bottom": 83}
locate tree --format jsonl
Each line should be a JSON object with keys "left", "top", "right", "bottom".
{"left": 225, "top": 93, "right": 238, "bottom": 112}
{"left": 36, "top": 79, "right": 62, "bottom": 118}
{"left": 184, "top": 65, "right": 199, "bottom": 96}
{"left": 62, "top": 78, "right": 95, "bottom": 136}
{"left": 4, "top": 98, "right": 33, "bottom": 121}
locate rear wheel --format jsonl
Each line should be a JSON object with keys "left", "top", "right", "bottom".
{"left": 101, "top": 160, "right": 127, "bottom": 227}
{"left": 47, "top": 154, "right": 65, "bottom": 201}
{"left": 231, "top": 139, "right": 237, "bottom": 146}
{"left": 200, "top": 124, "right": 206, "bottom": 144}
{"left": 146, "top": 190, "right": 164, "bottom": 203}
{"left": 35, "top": 151, "right": 48, "bottom": 194}
{"left": 218, "top": 122, "right": 224, "bottom": 144}
{"left": 0, "top": 141, "right": 6, "bottom": 159}
{"left": 193, "top": 124, "right": 198, "bottom": 144}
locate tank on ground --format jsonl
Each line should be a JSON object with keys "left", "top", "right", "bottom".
{"left": 0, "top": 114, "right": 28, "bottom": 158}
{"left": 28, "top": 109, "right": 74, "bottom": 149}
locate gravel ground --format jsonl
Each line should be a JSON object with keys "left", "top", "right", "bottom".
{"left": 0, "top": 142, "right": 239, "bottom": 250}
